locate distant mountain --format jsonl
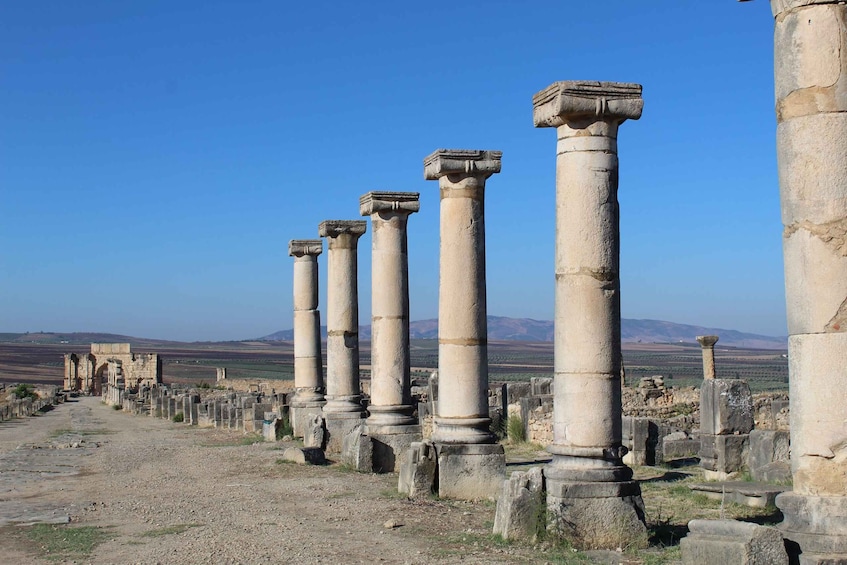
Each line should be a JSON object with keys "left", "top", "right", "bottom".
{"left": 259, "top": 316, "right": 787, "bottom": 349}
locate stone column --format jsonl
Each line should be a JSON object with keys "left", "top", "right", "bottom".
{"left": 319, "top": 220, "right": 367, "bottom": 452}
{"left": 360, "top": 191, "right": 422, "bottom": 472}
{"left": 533, "top": 81, "right": 646, "bottom": 549}
{"left": 768, "top": 1, "right": 847, "bottom": 560}
{"left": 288, "top": 239, "right": 326, "bottom": 437}
{"left": 424, "top": 149, "right": 505, "bottom": 500}
{"left": 696, "top": 335, "right": 718, "bottom": 380}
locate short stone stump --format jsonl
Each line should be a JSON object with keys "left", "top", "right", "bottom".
{"left": 545, "top": 479, "right": 647, "bottom": 550}
{"left": 680, "top": 519, "right": 788, "bottom": 565}
{"left": 323, "top": 412, "right": 365, "bottom": 454}
{"left": 435, "top": 443, "right": 505, "bottom": 501}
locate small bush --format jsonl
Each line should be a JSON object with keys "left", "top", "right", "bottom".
{"left": 507, "top": 416, "right": 526, "bottom": 443}
{"left": 197, "top": 381, "right": 211, "bottom": 389}
{"left": 276, "top": 414, "right": 294, "bottom": 440}
{"left": 112, "top": 404, "right": 122, "bottom": 410}
{"left": 12, "top": 383, "right": 38, "bottom": 401}
{"left": 172, "top": 412, "right": 184, "bottom": 423}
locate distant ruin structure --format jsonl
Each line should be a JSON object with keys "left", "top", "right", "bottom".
{"left": 64, "top": 343, "right": 161, "bottom": 394}
{"left": 533, "top": 81, "right": 647, "bottom": 548}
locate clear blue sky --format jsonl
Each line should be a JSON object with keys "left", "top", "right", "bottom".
{"left": 0, "top": 1, "right": 784, "bottom": 342}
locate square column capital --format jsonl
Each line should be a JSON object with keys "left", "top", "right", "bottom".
{"left": 359, "top": 191, "right": 421, "bottom": 216}
{"left": 423, "top": 149, "right": 502, "bottom": 181}
{"left": 318, "top": 220, "right": 367, "bottom": 239}
{"left": 289, "top": 239, "right": 323, "bottom": 257}
{"left": 533, "top": 81, "right": 643, "bottom": 128}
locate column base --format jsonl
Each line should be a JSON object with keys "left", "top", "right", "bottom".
{"left": 435, "top": 443, "right": 505, "bottom": 500}
{"left": 368, "top": 424, "right": 422, "bottom": 473}
{"left": 289, "top": 398, "right": 325, "bottom": 438}
{"left": 366, "top": 404, "right": 416, "bottom": 427}
{"left": 431, "top": 416, "right": 495, "bottom": 444}
{"left": 323, "top": 395, "right": 365, "bottom": 415}
{"left": 323, "top": 411, "right": 366, "bottom": 455}
{"left": 546, "top": 479, "right": 647, "bottom": 550}
{"left": 776, "top": 492, "right": 847, "bottom": 563}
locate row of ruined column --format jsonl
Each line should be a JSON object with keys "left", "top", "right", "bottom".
{"left": 283, "top": 1, "right": 847, "bottom": 552}
{"left": 285, "top": 81, "right": 652, "bottom": 546}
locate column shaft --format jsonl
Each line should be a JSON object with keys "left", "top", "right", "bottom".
{"left": 770, "top": 1, "right": 847, "bottom": 559}
{"left": 362, "top": 192, "right": 420, "bottom": 428}
{"left": 320, "top": 221, "right": 366, "bottom": 414}
{"left": 554, "top": 120, "right": 622, "bottom": 452}
{"left": 292, "top": 254, "right": 323, "bottom": 398}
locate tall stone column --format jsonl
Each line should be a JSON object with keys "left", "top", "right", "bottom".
{"left": 768, "top": 1, "right": 847, "bottom": 560}
{"left": 360, "top": 191, "right": 422, "bottom": 472}
{"left": 533, "top": 81, "right": 647, "bottom": 549}
{"left": 696, "top": 335, "right": 718, "bottom": 380}
{"left": 319, "top": 220, "right": 367, "bottom": 452}
{"left": 288, "top": 239, "right": 326, "bottom": 438}
{"left": 424, "top": 149, "right": 505, "bottom": 500}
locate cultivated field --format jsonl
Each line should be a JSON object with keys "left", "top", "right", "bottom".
{"left": 0, "top": 340, "right": 789, "bottom": 393}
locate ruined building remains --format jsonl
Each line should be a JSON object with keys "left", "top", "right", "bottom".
{"left": 64, "top": 343, "right": 161, "bottom": 395}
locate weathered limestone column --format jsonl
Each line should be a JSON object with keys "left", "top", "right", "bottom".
{"left": 533, "top": 81, "right": 647, "bottom": 549}
{"left": 288, "top": 240, "right": 326, "bottom": 437}
{"left": 424, "top": 149, "right": 505, "bottom": 500}
{"left": 319, "top": 220, "right": 367, "bottom": 452}
{"left": 768, "top": 1, "right": 847, "bottom": 561}
{"left": 360, "top": 191, "right": 422, "bottom": 472}
{"left": 696, "top": 335, "right": 718, "bottom": 380}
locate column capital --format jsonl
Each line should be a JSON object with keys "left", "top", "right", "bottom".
{"left": 696, "top": 335, "right": 719, "bottom": 348}
{"left": 359, "top": 191, "right": 420, "bottom": 216}
{"left": 288, "top": 239, "right": 323, "bottom": 257}
{"left": 533, "top": 81, "right": 643, "bottom": 128}
{"left": 423, "top": 149, "right": 502, "bottom": 181}
{"left": 318, "top": 220, "right": 367, "bottom": 239}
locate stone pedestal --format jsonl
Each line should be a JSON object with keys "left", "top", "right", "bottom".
{"left": 696, "top": 335, "right": 718, "bottom": 380}
{"left": 436, "top": 443, "right": 506, "bottom": 500}
{"left": 699, "top": 378, "right": 754, "bottom": 480}
{"left": 288, "top": 239, "right": 326, "bottom": 438}
{"left": 423, "top": 149, "right": 506, "bottom": 499}
{"left": 360, "top": 191, "right": 422, "bottom": 472}
{"left": 533, "top": 81, "right": 647, "bottom": 549}
{"left": 767, "top": 2, "right": 847, "bottom": 561}
{"left": 680, "top": 519, "right": 788, "bottom": 565}
{"left": 319, "top": 220, "right": 367, "bottom": 453}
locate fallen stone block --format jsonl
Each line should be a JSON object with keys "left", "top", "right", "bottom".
{"left": 341, "top": 423, "right": 372, "bottom": 471}
{"left": 680, "top": 519, "right": 788, "bottom": 565}
{"left": 492, "top": 466, "right": 544, "bottom": 540}
{"left": 689, "top": 482, "right": 788, "bottom": 508}
{"left": 304, "top": 414, "right": 326, "bottom": 449}
{"left": 281, "top": 447, "right": 326, "bottom": 465}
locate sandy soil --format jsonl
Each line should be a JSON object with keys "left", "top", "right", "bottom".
{"left": 0, "top": 397, "right": 560, "bottom": 565}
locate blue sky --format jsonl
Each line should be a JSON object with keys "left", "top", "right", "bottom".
{"left": 0, "top": 1, "right": 784, "bottom": 341}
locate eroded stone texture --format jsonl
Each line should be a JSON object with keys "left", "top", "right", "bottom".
{"left": 319, "top": 221, "right": 367, "bottom": 453}
{"left": 769, "top": 1, "right": 847, "bottom": 560}
{"left": 423, "top": 149, "right": 506, "bottom": 500}
{"left": 533, "top": 81, "right": 646, "bottom": 549}
{"left": 397, "top": 441, "right": 436, "bottom": 498}
{"left": 288, "top": 239, "right": 326, "bottom": 438}
{"left": 360, "top": 191, "right": 422, "bottom": 472}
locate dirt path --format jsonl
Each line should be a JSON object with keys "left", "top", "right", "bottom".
{"left": 0, "top": 398, "right": 568, "bottom": 564}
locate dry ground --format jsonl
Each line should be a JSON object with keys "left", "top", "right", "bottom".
{"left": 0, "top": 397, "right": 600, "bottom": 565}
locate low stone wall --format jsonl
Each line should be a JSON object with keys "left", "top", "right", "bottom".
{"left": 212, "top": 378, "right": 295, "bottom": 395}
{"left": 0, "top": 385, "right": 64, "bottom": 422}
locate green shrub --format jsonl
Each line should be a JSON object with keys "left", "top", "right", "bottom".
{"left": 172, "top": 412, "right": 184, "bottom": 423}
{"left": 276, "top": 414, "right": 294, "bottom": 440}
{"left": 11, "top": 383, "right": 38, "bottom": 401}
{"left": 507, "top": 416, "right": 526, "bottom": 443}
{"left": 112, "top": 404, "right": 122, "bottom": 410}
{"left": 197, "top": 381, "right": 211, "bottom": 389}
